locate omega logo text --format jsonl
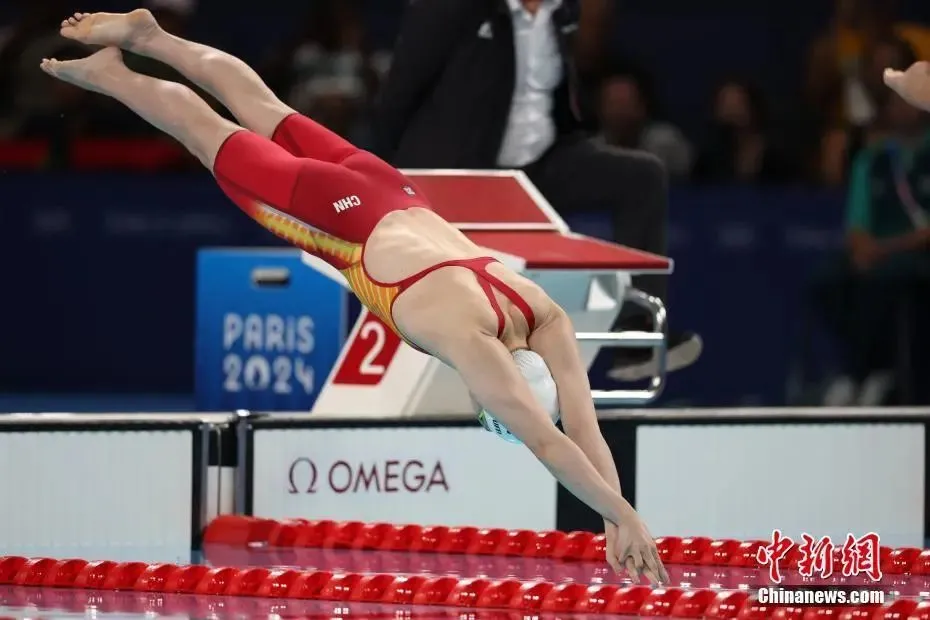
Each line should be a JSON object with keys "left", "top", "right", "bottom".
{"left": 287, "top": 458, "right": 449, "bottom": 494}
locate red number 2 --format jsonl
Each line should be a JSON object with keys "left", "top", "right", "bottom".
{"left": 332, "top": 312, "right": 402, "bottom": 386}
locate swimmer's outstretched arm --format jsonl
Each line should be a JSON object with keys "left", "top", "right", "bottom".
{"left": 440, "top": 330, "right": 632, "bottom": 528}
{"left": 414, "top": 302, "right": 666, "bottom": 583}
{"left": 528, "top": 306, "right": 625, "bottom": 503}
{"left": 528, "top": 305, "right": 668, "bottom": 582}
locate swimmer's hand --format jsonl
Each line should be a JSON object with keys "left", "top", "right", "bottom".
{"left": 606, "top": 509, "right": 669, "bottom": 585}
{"left": 884, "top": 62, "right": 930, "bottom": 111}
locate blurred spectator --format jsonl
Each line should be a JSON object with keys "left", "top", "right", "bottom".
{"left": 819, "top": 37, "right": 917, "bottom": 185}
{"left": 592, "top": 70, "right": 693, "bottom": 179}
{"left": 12, "top": 42, "right": 94, "bottom": 152}
{"left": 0, "top": 0, "right": 201, "bottom": 169}
{"left": 0, "top": 0, "right": 78, "bottom": 138}
{"left": 6, "top": 32, "right": 151, "bottom": 169}
{"left": 263, "top": 0, "right": 372, "bottom": 143}
{"left": 806, "top": 0, "right": 930, "bottom": 134}
{"left": 694, "top": 80, "right": 793, "bottom": 184}
{"left": 809, "top": 88, "right": 930, "bottom": 406}
{"left": 374, "top": 0, "right": 701, "bottom": 381}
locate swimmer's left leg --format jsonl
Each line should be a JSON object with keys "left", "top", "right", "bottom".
{"left": 59, "top": 10, "right": 299, "bottom": 142}
{"left": 40, "top": 47, "right": 238, "bottom": 169}
{"left": 59, "top": 10, "right": 356, "bottom": 161}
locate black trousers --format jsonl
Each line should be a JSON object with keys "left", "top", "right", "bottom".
{"left": 809, "top": 250, "right": 930, "bottom": 384}
{"left": 524, "top": 135, "right": 669, "bottom": 308}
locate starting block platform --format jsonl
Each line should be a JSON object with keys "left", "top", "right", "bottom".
{"left": 304, "top": 170, "right": 672, "bottom": 417}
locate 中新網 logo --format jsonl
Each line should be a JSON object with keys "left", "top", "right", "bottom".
{"left": 756, "top": 530, "right": 882, "bottom": 584}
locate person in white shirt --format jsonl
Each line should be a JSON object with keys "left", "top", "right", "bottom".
{"left": 375, "top": 0, "right": 702, "bottom": 381}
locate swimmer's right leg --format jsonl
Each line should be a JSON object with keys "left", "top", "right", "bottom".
{"left": 58, "top": 9, "right": 293, "bottom": 139}
{"left": 41, "top": 47, "right": 341, "bottom": 237}
{"left": 40, "top": 47, "right": 239, "bottom": 169}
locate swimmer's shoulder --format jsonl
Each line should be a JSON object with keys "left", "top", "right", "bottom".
{"left": 529, "top": 294, "right": 565, "bottom": 332}
{"left": 486, "top": 262, "right": 560, "bottom": 317}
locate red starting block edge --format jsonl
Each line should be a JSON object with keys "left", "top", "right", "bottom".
{"left": 202, "top": 516, "right": 921, "bottom": 575}
{"left": 0, "top": 555, "right": 918, "bottom": 618}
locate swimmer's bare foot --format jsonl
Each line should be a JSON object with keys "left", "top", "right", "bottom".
{"left": 40, "top": 47, "right": 126, "bottom": 95}
{"left": 59, "top": 9, "right": 158, "bottom": 50}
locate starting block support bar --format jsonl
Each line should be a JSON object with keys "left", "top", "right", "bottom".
{"left": 590, "top": 387, "right": 660, "bottom": 406}
{"left": 586, "top": 288, "right": 667, "bottom": 408}
{"left": 576, "top": 331, "right": 664, "bottom": 347}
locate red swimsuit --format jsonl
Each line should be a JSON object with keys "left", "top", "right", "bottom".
{"left": 212, "top": 112, "right": 535, "bottom": 344}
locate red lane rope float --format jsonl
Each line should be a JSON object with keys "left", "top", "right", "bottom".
{"left": 0, "top": 556, "right": 915, "bottom": 618}
{"left": 203, "top": 516, "right": 920, "bottom": 573}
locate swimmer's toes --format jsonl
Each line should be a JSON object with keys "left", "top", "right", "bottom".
{"left": 39, "top": 48, "right": 123, "bottom": 87}
{"left": 58, "top": 10, "right": 157, "bottom": 47}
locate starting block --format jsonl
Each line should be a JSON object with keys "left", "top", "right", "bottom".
{"left": 304, "top": 170, "right": 672, "bottom": 417}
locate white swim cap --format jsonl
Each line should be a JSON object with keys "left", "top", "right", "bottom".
{"left": 477, "top": 349, "right": 560, "bottom": 444}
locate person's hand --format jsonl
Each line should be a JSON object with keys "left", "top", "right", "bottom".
{"left": 604, "top": 521, "right": 624, "bottom": 575}
{"left": 851, "top": 237, "right": 884, "bottom": 271}
{"left": 605, "top": 510, "right": 669, "bottom": 585}
{"left": 884, "top": 62, "right": 930, "bottom": 112}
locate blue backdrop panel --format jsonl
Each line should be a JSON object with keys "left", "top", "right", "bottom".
{"left": 195, "top": 249, "right": 347, "bottom": 411}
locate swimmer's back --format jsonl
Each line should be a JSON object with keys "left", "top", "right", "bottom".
{"left": 362, "top": 207, "right": 490, "bottom": 280}
{"left": 369, "top": 208, "right": 558, "bottom": 348}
